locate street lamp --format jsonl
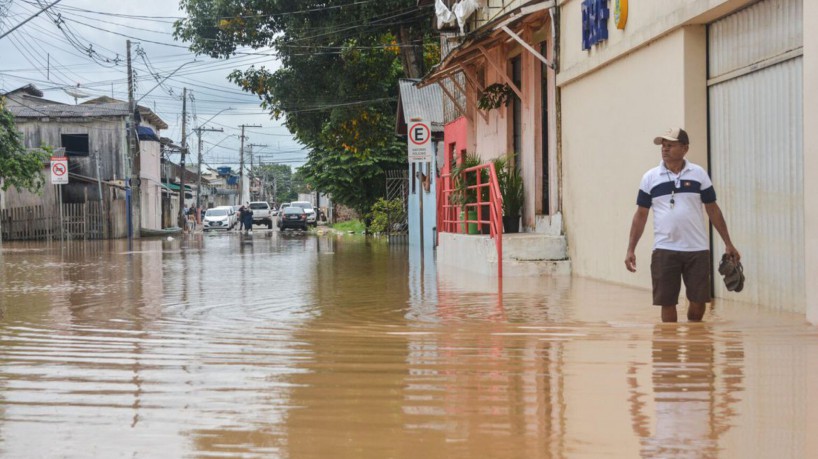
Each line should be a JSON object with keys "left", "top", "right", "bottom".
{"left": 194, "top": 107, "right": 234, "bottom": 210}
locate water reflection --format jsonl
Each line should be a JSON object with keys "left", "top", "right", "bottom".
{"left": 629, "top": 324, "right": 744, "bottom": 458}
{"left": 0, "top": 235, "right": 816, "bottom": 458}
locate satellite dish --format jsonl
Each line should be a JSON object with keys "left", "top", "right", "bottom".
{"left": 63, "top": 84, "right": 91, "bottom": 104}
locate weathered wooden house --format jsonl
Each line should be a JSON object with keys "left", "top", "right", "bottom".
{"left": 1, "top": 84, "right": 169, "bottom": 239}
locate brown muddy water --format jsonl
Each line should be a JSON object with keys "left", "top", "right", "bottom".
{"left": 0, "top": 231, "right": 817, "bottom": 458}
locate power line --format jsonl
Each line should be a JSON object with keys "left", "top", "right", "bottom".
{"left": 0, "top": 0, "right": 63, "bottom": 40}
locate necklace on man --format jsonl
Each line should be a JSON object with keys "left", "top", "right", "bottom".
{"left": 665, "top": 168, "right": 681, "bottom": 209}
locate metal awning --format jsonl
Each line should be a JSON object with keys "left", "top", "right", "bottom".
{"left": 163, "top": 183, "right": 192, "bottom": 191}
{"left": 418, "top": 0, "right": 555, "bottom": 89}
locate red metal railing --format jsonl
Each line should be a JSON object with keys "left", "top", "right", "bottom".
{"left": 437, "top": 162, "right": 503, "bottom": 278}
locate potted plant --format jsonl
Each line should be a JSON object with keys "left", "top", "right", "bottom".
{"left": 492, "top": 156, "right": 524, "bottom": 233}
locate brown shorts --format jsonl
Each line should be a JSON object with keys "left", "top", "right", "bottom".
{"left": 650, "top": 249, "right": 711, "bottom": 306}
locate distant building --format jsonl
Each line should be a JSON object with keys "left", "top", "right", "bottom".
{"left": 2, "top": 84, "right": 170, "bottom": 236}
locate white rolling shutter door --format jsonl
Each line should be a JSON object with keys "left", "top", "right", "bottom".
{"left": 708, "top": 0, "right": 804, "bottom": 311}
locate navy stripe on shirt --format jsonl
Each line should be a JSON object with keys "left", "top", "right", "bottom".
{"left": 637, "top": 190, "right": 651, "bottom": 208}
{"left": 701, "top": 186, "right": 716, "bottom": 203}
{"left": 636, "top": 180, "right": 716, "bottom": 207}
{"left": 652, "top": 180, "right": 702, "bottom": 198}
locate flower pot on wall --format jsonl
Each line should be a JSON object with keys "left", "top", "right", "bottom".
{"left": 503, "top": 215, "right": 520, "bottom": 233}
{"left": 467, "top": 209, "right": 479, "bottom": 235}
{"left": 459, "top": 210, "right": 479, "bottom": 234}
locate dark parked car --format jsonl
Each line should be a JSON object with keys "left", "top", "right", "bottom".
{"left": 277, "top": 206, "right": 308, "bottom": 231}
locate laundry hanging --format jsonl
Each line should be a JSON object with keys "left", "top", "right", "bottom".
{"left": 435, "top": 0, "right": 456, "bottom": 29}
{"left": 453, "top": 0, "right": 485, "bottom": 34}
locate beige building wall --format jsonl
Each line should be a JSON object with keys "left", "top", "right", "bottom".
{"left": 805, "top": 1, "right": 818, "bottom": 325}
{"left": 558, "top": 0, "right": 815, "bottom": 318}
{"left": 559, "top": 0, "right": 756, "bottom": 83}
{"left": 560, "top": 27, "right": 706, "bottom": 287}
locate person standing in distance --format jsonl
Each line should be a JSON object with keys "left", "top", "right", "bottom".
{"left": 625, "top": 128, "right": 740, "bottom": 322}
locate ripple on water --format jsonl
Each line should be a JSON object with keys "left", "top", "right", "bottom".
{"left": 0, "top": 237, "right": 816, "bottom": 458}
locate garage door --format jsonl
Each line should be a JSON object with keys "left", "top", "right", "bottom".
{"left": 708, "top": 0, "right": 804, "bottom": 311}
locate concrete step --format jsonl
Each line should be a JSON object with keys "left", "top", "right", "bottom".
{"left": 502, "top": 233, "right": 567, "bottom": 261}
{"left": 437, "top": 232, "right": 571, "bottom": 278}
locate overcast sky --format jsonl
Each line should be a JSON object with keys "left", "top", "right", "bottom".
{"left": 0, "top": 0, "right": 308, "bottom": 170}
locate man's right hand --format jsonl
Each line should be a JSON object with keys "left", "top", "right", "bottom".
{"left": 625, "top": 251, "right": 637, "bottom": 272}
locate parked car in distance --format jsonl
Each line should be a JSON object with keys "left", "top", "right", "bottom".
{"left": 277, "top": 206, "right": 307, "bottom": 231}
{"left": 278, "top": 203, "right": 290, "bottom": 215}
{"left": 213, "top": 205, "right": 237, "bottom": 228}
{"left": 290, "top": 201, "right": 317, "bottom": 227}
{"left": 248, "top": 201, "right": 273, "bottom": 229}
{"left": 203, "top": 207, "right": 232, "bottom": 231}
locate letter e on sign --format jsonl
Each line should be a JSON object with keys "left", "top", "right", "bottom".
{"left": 407, "top": 121, "right": 432, "bottom": 163}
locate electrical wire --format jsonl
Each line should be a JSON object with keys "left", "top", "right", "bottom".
{"left": 3, "top": 1, "right": 423, "bottom": 169}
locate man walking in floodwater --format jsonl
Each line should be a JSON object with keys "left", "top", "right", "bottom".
{"left": 625, "top": 128, "right": 740, "bottom": 323}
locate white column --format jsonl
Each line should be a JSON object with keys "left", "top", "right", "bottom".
{"left": 805, "top": 1, "right": 818, "bottom": 325}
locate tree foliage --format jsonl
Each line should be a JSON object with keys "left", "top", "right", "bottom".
{"left": 174, "top": 1, "right": 437, "bottom": 218}
{"left": 253, "top": 163, "right": 296, "bottom": 203}
{"left": 0, "top": 100, "right": 49, "bottom": 192}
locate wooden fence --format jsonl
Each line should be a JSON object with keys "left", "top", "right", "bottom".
{"left": 1, "top": 201, "right": 122, "bottom": 241}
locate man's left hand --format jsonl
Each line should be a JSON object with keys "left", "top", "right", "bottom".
{"left": 725, "top": 245, "right": 741, "bottom": 263}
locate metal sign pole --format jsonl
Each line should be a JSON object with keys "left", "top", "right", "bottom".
{"left": 59, "top": 184, "right": 64, "bottom": 242}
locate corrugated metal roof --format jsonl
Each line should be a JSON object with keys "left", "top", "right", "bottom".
{"left": 9, "top": 102, "right": 130, "bottom": 118}
{"left": 397, "top": 78, "right": 444, "bottom": 132}
{"left": 8, "top": 101, "right": 168, "bottom": 130}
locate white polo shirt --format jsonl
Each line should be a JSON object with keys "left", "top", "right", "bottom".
{"left": 636, "top": 160, "right": 716, "bottom": 251}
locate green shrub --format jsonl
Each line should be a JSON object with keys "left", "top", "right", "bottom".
{"left": 367, "top": 198, "right": 405, "bottom": 233}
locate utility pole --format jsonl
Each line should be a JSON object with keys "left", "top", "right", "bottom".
{"left": 126, "top": 39, "right": 140, "bottom": 240}
{"left": 247, "top": 143, "right": 267, "bottom": 202}
{"left": 238, "top": 124, "right": 261, "bottom": 204}
{"left": 194, "top": 125, "right": 223, "bottom": 210}
{"left": 178, "top": 88, "right": 188, "bottom": 229}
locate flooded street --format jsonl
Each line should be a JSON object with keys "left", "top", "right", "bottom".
{"left": 1, "top": 232, "right": 817, "bottom": 458}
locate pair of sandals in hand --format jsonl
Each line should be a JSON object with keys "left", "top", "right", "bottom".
{"left": 718, "top": 253, "right": 745, "bottom": 292}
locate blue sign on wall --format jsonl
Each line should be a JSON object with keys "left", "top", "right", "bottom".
{"left": 582, "top": 0, "right": 609, "bottom": 50}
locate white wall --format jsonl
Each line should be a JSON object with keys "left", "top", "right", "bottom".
{"left": 805, "top": 1, "right": 818, "bottom": 325}
{"left": 139, "top": 138, "right": 162, "bottom": 230}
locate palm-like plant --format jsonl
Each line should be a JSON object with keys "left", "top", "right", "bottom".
{"left": 502, "top": 167, "right": 524, "bottom": 218}
{"left": 491, "top": 156, "right": 524, "bottom": 217}
{"left": 492, "top": 155, "right": 524, "bottom": 232}
{"left": 450, "top": 152, "right": 484, "bottom": 210}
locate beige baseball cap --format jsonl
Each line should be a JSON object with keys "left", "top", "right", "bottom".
{"left": 653, "top": 127, "right": 689, "bottom": 145}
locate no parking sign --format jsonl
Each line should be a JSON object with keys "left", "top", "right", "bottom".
{"left": 407, "top": 120, "right": 432, "bottom": 163}
{"left": 50, "top": 156, "right": 69, "bottom": 185}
